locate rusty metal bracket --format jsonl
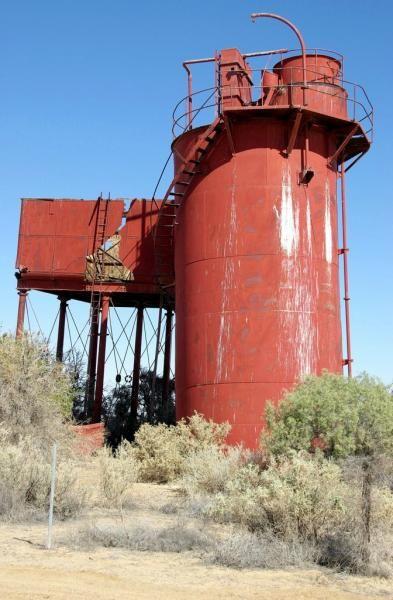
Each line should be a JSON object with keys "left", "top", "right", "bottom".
{"left": 263, "top": 86, "right": 276, "bottom": 106}
{"left": 337, "top": 247, "right": 349, "bottom": 255}
{"left": 284, "top": 110, "right": 302, "bottom": 156}
{"left": 328, "top": 124, "right": 359, "bottom": 167}
{"left": 222, "top": 113, "right": 236, "bottom": 155}
{"left": 344, "top": 150, "right": 367, "bottom": 173}
{"left": 299, "top": 168, "right": 314, "bottom": 185}
{"left": 341, "top": 358, "right": 354, "bottom": 366}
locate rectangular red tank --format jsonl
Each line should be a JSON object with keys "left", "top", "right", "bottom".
{"left": 16, "top": 198, "right": 167, "bottom": 303}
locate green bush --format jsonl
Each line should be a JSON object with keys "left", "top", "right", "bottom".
{"left": 262, "top": 372, "right": 393, "bottom": 459}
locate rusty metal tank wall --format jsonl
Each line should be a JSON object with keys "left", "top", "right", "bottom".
{"left": 174, "top": 118, "right": 343, "bottom": 448}
{"left": 272, "top": 55, "right": 348, "bottom": 119}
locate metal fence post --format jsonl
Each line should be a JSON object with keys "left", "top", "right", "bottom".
{"left": 46, "top": 443, "right": 57, "bottom": 550}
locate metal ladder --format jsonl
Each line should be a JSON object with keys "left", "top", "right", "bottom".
{"left": 94, "top": 196, "right": 110, "bottom": 279}
{"left": 88, "top": 195, "right": 110, "bottom": 297}
{"left": 85, "top": 196, "right": 111, "bottom": 417}
{"left": 154, "top": 116, "right": 223, "bottom": 288}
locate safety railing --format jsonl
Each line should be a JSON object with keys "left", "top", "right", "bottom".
{"left": 172, "top": 61, "right": 373, "bottom": 142}
{"left": 274, "top": 48, "right": 345, "bottom": 80}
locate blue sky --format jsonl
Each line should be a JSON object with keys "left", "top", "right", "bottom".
{"left": 0, "top": 0, "right": 392, "bottom": 383}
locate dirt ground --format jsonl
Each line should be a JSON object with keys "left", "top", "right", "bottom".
{"left": 0, "top": 482, "right": 392, "bottom": 600}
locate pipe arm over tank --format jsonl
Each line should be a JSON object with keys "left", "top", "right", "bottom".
{"left": 250, "top": 12, "right": 307, "bottom": 102}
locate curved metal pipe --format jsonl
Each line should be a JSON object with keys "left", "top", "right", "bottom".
{"left": 251, "top": 12, "right": 307, "bottom": 104}
{"left": 182, "top": 63, "right": 193, "bottom": 130}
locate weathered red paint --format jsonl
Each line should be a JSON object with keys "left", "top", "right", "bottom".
{"left": 72, "top": 423, "right": 105, "bottom": 454}
{"left": 220, "top": 49, "right": 253, "bottom": 109}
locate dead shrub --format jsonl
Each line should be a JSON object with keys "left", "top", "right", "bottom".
{"left": 0, "top": 427, "right": 86, "bottom": 521}
{"left": 317, "top": 530, "right": 392, "bottom": 578}
{"left": 133, "top": 413, "right": 231, "bottom": 483}
{"left": 69, "top": 519, "right": 211, "bottom": 553}
{"left": 206, "top": 453, "right": 349, "bottom": 540}
{"left": 97, "top": 440, "right": 139, "bottom": 508}
{"left": 0, "top": 430, "right": 49, "bottom": 519}
{"left": 184, "top": 414, "right": 231, "bottom": 448}
{"left": 158, "top": 502, "right": 180, "bottom": 515}
{"left": 0, "top": 335, "right": 86, "bottom": 521}
{"left": 316, "top": 483, "right": 393, "bottom": 575}
{"left": 132, "top": 423, "right": 186, "bottom": 483}
{"left": 180, "top": 445, "right": 243, "bottom": 496}
{"left": 55, "top": 463, "right": 88, "bottom": 520}
{"left": 209, "top": 529, "right": 316, "bottom": 569}
{"left": 367, "top": 530, "right": 393, "bottom": 578}
{"left": 0, "top": 334, "right": 73, "bottom": 451}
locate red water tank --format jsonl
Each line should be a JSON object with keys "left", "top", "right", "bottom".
{"left": 174, "top": 114, "right": 342, "bottom": 447}
{"left": 166, "top": 40, "right": 371, "bottom": 449}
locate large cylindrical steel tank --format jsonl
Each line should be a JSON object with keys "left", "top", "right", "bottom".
{"left": 174, "top": 56, "right": 344, "bottom": 448}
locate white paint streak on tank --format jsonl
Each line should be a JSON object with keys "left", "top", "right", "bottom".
{"left": 324, "top": 180, "right": 333, "bottom": 264}
{"left": 216, "top": 159, "right": 237, "bottom": 384}
{"left": 277, "top": 164, "right": 316, "bottom": 380}
{"left": 274, "top": 165, "right": 299, "bottom": 256}
{"left": 279, "top": 165, "right": 299, "bottom": 256}
{"left": 306, "top": 195, "right": 312, "bottom": 255}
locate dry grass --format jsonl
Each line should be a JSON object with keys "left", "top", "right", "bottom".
{"left": 209, "top": 529, "right": 316, "bottom": 569}
{"left": 0, "top": 429, "right": 87, "bottom": 521}
{"left": 96, "top": 440, "right": 139, "bottom": 509}
{"left": 66, "top": 519, "right": 319, "bottom": 571}
{"left": 67, "top": 519, "right": 212, "bottom": 553}
{"left": 180, "top": 445, "right": 242, "bottom": 496}
{"left": 0, "top": 460, "right": 88, "bottom": 521}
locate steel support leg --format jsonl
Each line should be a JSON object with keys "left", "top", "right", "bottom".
{"left": 93, "top": 294, "right": 110, "bottom": 422}
{"left": 86, "top": 295, "right": 100, "bottom": 418}
{"left": 16, "top": 289, "right": 28, "bottom": 338}
{"left": 162, "top": 309, "right": 173, "bottom": 423}
{"left": 56, "top": 297, "right": 68, "bottom": 362}
{"left": 150, "top": 302, "right": 163, "bottom": 421}
{"left": 340, "top": 162, "right": 352, "bottom": 377}
{"left": 130, "top": 305, "right": 144, "bottom": 431}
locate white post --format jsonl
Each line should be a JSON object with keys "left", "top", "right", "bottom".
{"left": 46, "top": 442, "right": 57, "bottom": 550}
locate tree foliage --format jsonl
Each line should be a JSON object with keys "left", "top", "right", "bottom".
{"left": 103, "top": 368, "right": 175, "bottom": 447}
{"left": 262, "top": 372, "right": 393, "bottom": 459}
